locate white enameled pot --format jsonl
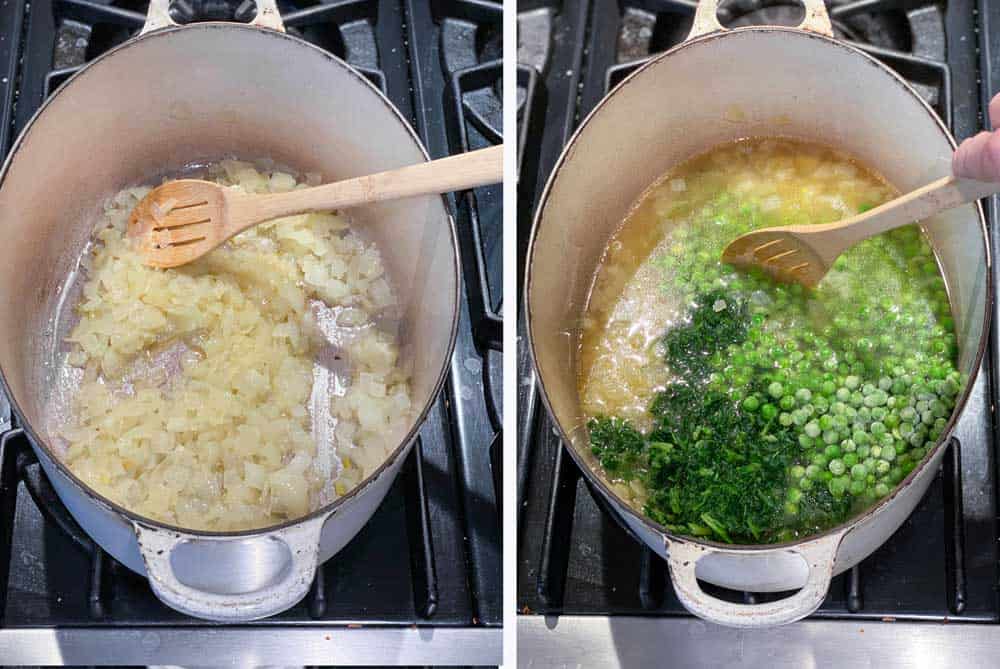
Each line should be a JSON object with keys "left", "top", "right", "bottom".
{"left": 0, "top": 0, "right": 459, "bottom": 621}
{"left": 525, "top": 0, "right": 990, "bottom": 627}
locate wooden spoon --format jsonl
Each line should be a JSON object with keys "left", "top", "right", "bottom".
{"left": 128, "top": 144, "right": 503, "bottom": 268}
{"left": 721, "top": 175, "right": 998, "bottom": 288}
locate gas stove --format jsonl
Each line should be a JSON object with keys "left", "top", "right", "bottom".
{"left": 517, "top": 0, "right": 1000, "bottom": 663}
{"left": 0, "top": 1, "right": 502, "bottom": 665}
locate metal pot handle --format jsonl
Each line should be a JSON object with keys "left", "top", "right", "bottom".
{"left": 665, "top": 529, "right": 845, "bottom": 627}
{"left": 134, "top": 513, "right": 327, "bottom": 621}
{"left": 688, "top": 0, "right": 834, "bottom": 40}
{"left": 141, "top": 0, "right": 285, "bottom": 35}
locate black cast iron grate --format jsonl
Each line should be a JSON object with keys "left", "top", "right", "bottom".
{"left": 0, "top": 0, "right": 501, "bottom": 630}
{"left": 517, "top": 0, "right": 999, "bottom": 621}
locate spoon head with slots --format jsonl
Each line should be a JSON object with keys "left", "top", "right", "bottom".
{"left": 127, "top": 179, "right": 228, "bottom": 268}
{"left": 721, "top": 226, "right": 831, "bottom": 288}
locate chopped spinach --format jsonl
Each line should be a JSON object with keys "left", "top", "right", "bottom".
{"left": 587, "top": 416, "right": 646, "bottom": 481}
{"left": 663, "top": 290, "right": 748, "bottom": 380}
{"left": 588, "top": 290, "right": 847, "bottom": 543}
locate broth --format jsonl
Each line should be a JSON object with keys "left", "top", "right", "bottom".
{"left": 579, "top": 138, "right": 960, "bottom": 543}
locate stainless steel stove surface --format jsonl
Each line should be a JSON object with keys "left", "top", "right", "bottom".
{"left": 0, "top": 1, "right": 502, "bottom": 665}
{"left": 517, "top": 0, "right": 1000, "bottom": 664}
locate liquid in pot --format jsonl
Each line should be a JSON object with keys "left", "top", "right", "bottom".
{"left": 48, "top": 160, "right": 413, "bottom": 532}
{"left": 579, "top": 138, "right": 961, "bottom": 544}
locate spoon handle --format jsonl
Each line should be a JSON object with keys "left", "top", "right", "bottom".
{"left": 227, "top": 145, "right": 503, "bottom": 232}
{"left": 802, "top": 175, "right": 999, "bottom": 259}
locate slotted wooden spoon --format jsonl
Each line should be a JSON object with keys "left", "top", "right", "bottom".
{"left": 128, "top": 144, "right": 503, "bottom": 268}
{"left": 721, "top": 175, "right": 999, "bottom": 287}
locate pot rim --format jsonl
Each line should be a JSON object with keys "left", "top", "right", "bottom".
{"left": 0, "top": 22, "right": 462, "bottom": 539}
{"left": 524, "top": 24, "right": 994, "bottom": 553}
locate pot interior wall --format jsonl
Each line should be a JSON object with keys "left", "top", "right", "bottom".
{"left": 0, "top": 26, "right": 456, "bottom": 458}
{"left": 528, "top": 29, "right": 987, "bottom": 470}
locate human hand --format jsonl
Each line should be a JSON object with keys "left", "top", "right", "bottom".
{"left": 953, "top": 92, "right": 1000, "bottom": 181}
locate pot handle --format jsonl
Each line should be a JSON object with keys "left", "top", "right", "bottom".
{"left": 687, "top": 0, "right": 834, "bottom": 40}
{"left": 134, "top": 513, "right": 327, "bottom": 621}
{"left": 141, "top": 0, "right": 285, "bottom": 35}
{"left": 665, "top": 529, "right": 845, "bottom": 627}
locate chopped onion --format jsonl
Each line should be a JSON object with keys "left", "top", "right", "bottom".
{"left": 59, "top": 163, "right": 412, "bottom": 532}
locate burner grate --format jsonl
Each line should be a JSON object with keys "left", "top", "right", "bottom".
{"left": 439, "top": 0, "right": 504, "bottom": 352}
{"left": 404, "top": 0, "right": 504, "bottom": 625}
{"left": 517, "top": 0, "right": 999, "bottom": 624}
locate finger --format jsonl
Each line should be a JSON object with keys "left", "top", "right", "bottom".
{"left": 990, "top": 92, "right": 1000, "bottom": 129}
{"left": 955, "top": 130, "right": 1000, "bottom": 181}
{"left": 953, "top": 131, "right": 991, "bottom": 178}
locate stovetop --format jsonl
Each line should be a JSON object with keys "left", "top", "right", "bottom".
{"left": 517, "top": 0, "right": 1000, "bottom": 637}
{"left": 0, "top": 1, "right": 502, "bottom": 665}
